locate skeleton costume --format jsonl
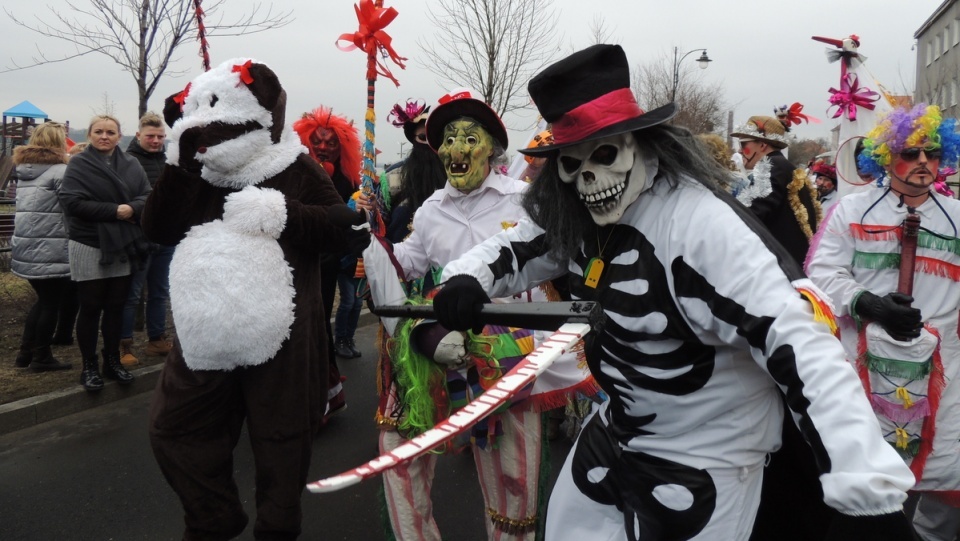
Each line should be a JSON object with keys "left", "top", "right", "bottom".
{"left": 434, "top": 45, "right": 916, "bottom": 541}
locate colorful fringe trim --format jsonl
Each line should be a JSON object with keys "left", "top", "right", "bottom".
{"left": 871, "top": 394, "right": 930, "bottom": 423}
{"left": 796, "top": 286, "right": 839, "bottom": 336}
{"left": 865, "top": 352, "right": 932, "bottom": 379}
{"left": 857, "top": 325, "right": 946, "bottom": 481}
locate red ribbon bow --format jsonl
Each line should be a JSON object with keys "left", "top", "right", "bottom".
{"left": 232, "top": 60, "right": 254, "bottom": 85}
{"left": 173, "top": 83, "right": 192, "bottom": 112}
{"left": 828, "top": 74, "right": 879, "bottom": 121}
{"left": 336, "top": 0, "right": 407, "bottom": 87}
{"left": 781, "top": 102, "right": 821, "bottom": 127}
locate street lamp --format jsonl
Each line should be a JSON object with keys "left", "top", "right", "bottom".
{"left": 399, "top": 140, "right": 407, "bottom": 161}
{"left": 671, "top": 47, "right": 712, "bottom": 102}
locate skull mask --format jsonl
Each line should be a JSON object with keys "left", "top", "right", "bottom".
{"left": 558, "top": 132, "right": 649, "bottom": 225}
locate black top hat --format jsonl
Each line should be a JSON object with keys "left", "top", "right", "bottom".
{"left": 520, "top": 44, "right": 677, "bottom": 156}
{"left": 426, "top": 88, "right": 509, "bottom": 151}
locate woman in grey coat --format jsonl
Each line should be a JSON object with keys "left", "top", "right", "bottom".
{"left": 11, "top": 122, "right": 73, "bottom": 371}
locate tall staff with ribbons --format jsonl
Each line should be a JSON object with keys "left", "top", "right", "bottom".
{"left": 337, "top": 0, "right": 407, "bottom": 283}
{"left": 812, "top": 35, "right": 890, "bottom": 199}
{"left": 193, "top": 0, "right": 212, "bottom": 72}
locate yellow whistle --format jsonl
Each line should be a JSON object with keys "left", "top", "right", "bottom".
{"left": 585, "top": 257, "right": 604, "bottom": 288}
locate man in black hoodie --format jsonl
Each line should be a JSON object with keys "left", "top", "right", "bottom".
{"left": 120, "top": 112, "right": 173, "bottom": 366}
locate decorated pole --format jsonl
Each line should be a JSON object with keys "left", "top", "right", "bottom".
{"left": 193, "top": 0, "right": 212, "bottom": 72}
{"left": 338, "top": 0, "right": 406, "bottom": 282}
{"left": 812, "top": 35, "right": 887, "bottom": 198}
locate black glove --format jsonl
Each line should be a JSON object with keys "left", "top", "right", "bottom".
{"left": 346, "top": 229, "right": 372, "bottom": 259}
{"left": 825, "top": 511, "right": 919, "bottom": 541}
{"left": 326, "top": 204, "right": 366, "bottom": 228}
{"left": 432, "top": 275, "right": 491, "bottom": 335}
{"left": 854, "top": 291, "right": 923, "bottom": 340}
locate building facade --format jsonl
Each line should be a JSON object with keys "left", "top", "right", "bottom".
{"left": 916, "top": 0, "right": 960, "bottom": 117}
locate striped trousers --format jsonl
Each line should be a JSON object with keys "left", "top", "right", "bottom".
{"left": 379, "top": 404, "right": 544, "bottom": 541}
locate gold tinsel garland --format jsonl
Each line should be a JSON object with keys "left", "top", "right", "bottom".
{"left": 788, "top": 169, "right": 823, "bottom": 239}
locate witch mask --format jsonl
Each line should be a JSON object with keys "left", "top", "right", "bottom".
{"left": 438, "top": 118, "right": 494, "bottom": 193}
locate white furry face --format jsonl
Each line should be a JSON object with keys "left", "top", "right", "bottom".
{"left": 165, "top": 57, "right": 304, "bottom": 188}
{"left": 558, "top": 133, "right": 647, "bottom": 225}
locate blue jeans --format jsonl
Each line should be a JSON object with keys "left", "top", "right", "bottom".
{"left": 334, "top": 273, "right": 362, "bottom": 341}
{"left": 121, "top": 245, "right": 174, "bottom": 340}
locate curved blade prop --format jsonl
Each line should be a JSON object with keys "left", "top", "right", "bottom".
{"left": 306, "top": 322, "right": 591, "bottom": 493}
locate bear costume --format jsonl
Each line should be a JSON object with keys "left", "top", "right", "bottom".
{"left": 143, "top": 58, "right": 353, "bottom": 540}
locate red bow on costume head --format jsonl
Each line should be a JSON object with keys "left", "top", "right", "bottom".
{"left": 232, "top": 60, "right": 254, "bottom": 85}
{"left": 828, "top": 74, "right": 880, "bottom": 121}
{"left": 173, "top": 83, "right": 192, "bottom": 112}
{"left": 775, "top": 102, "right": 821, "bottom": 127}
{"left": 337, "top": 0, "right": 407, "bottom": 86}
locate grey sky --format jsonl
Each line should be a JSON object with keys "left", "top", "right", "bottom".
{"left": 0, "top": 0, "right": 944, "bottom": 163}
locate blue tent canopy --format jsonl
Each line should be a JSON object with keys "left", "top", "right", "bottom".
{"left": 3, "top": 101, "right": 48, "bottom": 119}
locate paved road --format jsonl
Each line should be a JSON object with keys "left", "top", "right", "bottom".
{"left": 0, "top": 323, "right": 575, "bottom": 540}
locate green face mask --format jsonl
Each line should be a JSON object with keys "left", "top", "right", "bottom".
{"left": 438, "top": 118, "right": 493, "bottom": 192}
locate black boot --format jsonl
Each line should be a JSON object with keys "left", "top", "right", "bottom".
{"left": 80, "top": 355, "right": 104, "bottom": 392}
{"left": 14, "top": 345, "right": 32, "bottom": 368}
{"left": 334, "top": 338, "right": 354, "bottom": 359}
{"left": 101, "top": 349, "right": 135, "bottom": 385}
{"left": 28, "top": 346, "right": 73, "bottom": 372}
{"left": 346, "top": 337, "right": 362, "bottom": 359}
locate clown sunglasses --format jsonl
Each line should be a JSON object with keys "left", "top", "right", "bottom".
{"left": 899, "top": 146, "right": 942, "bottom": 162}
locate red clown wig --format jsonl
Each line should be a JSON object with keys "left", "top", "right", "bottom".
{"left": 292, "top": 106, "right": 361, "bottom": 188}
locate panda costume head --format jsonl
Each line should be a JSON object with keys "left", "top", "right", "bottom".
{"left": 163, "top": 58, "right": 305, "bottom": 189}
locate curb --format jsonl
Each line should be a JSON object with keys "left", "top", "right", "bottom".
{"left": 0, "top": 309, "right": 381, "bottom": 437}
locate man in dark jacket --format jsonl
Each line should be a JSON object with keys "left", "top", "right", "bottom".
{"left": 732, "top": 115, "right": 821, "bottom": 266}
{"left": 120, "top": 112, "right": 173, "bottom": 366}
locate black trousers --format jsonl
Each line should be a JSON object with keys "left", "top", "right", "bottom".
{"left": 21, "top": 277, "right": 72, "bottom": 349}
{"left": 75, "top": 275, "right": 132, "bottom": 360}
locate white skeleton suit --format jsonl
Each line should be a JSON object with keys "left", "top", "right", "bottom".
{"left": 442, "top": 173, "right": 915, "bottom": 540}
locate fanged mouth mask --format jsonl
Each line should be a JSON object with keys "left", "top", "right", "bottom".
{"left": 438, "top": 118, "right": 494, "bottom": 193}
{"left": 558, "top": 132, "right": 649, "bottom": 225}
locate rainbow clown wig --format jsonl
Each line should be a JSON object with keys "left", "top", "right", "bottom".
{"left": 858, "top": 104, "right": 960, "bottom": 180}
{"left": 292, "top": 106, "right": 361, "bottom": 188}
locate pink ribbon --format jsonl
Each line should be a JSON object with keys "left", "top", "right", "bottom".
{"left": 828, "top": 74, "right": 879, "bottom": 121}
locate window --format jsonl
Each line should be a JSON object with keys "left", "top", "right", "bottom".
{"left": 935, "top": 35, "right": 942, "bottom": 59}
{"left": 953, "top": 79, "right": 958, "bottom": 107}
{"left": 927, "top": 41, "right": 934, "bottom": 65}
{"left": 953, "top": 19, "right": 960, "bottom": 46}
{"left": 945, "top": 28, "right": 951, "bottom": 54}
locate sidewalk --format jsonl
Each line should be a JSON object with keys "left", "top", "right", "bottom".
{"left": 0, "top": 310, "right": 379, "bottom": 436}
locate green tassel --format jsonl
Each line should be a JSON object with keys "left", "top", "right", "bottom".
{"left": 919, "top": 231, "right": 960, "bottom": 256}
{"left": 852, "top": 251, "right": 900, "bottom": 270}
{"left": 866, "top": 353, "right": 932, "bottom": 379}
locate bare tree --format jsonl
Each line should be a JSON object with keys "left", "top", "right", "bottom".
{"left": 419, "top": 0, "right": 560, "bottom": 118}
{"left": 788, "top": 137, "right": 830, "bottom": 168}
{"left": 631, "top": 49, "right": 727, "bottom": 135}
{"left": 4, "top": 1, "right": 292, "bottom": 117}
{"left": 92, "top": 91, "right": 117, "bottom": 117}
{"left": 588, "top": 15, "right": 616, "bottom": 45}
